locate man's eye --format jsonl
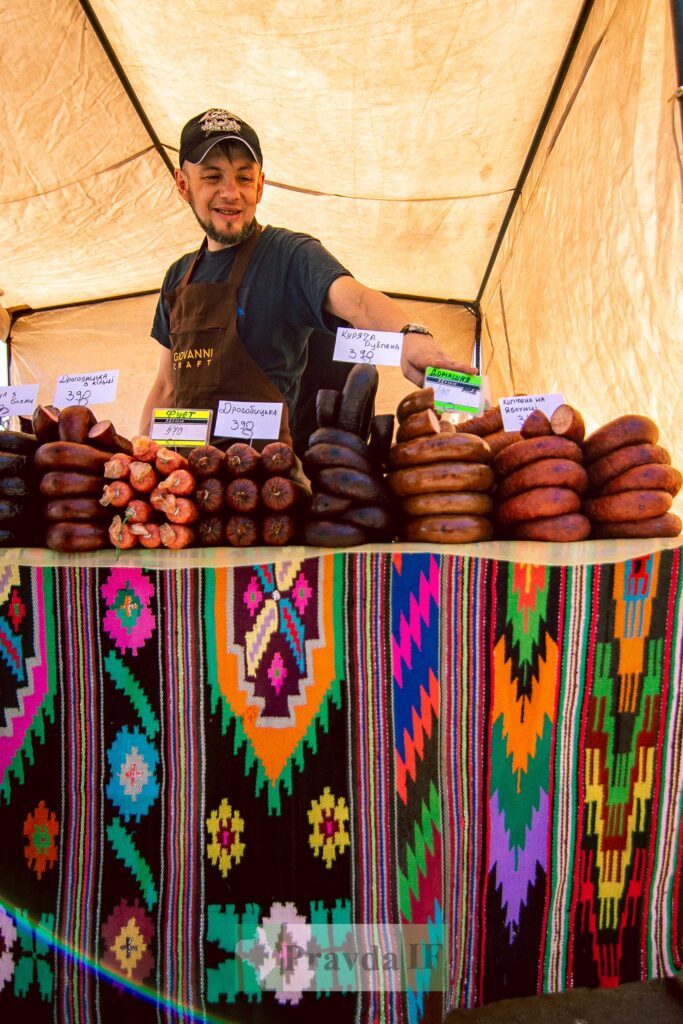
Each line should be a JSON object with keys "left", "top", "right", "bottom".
{"left": 204, "top": 176, "right": 220, "bottom": 183}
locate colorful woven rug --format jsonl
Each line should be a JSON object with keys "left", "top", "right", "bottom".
{"left": 0, "top": 547, "right": 680, "bottom": 1023}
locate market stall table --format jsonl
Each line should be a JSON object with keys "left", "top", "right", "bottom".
{"left": 0, "top": 536, "right": 681, "bottom": 1023}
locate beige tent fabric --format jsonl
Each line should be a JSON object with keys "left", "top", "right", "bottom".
{"left": 9, "top": 293, "right": 475, "bottom": 439}
{"left": 479, "top": 0, "right": 683, "bottom": 511}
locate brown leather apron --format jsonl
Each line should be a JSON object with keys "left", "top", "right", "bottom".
{"left": 166, "top": 222, "right": 292, "bottom": 449}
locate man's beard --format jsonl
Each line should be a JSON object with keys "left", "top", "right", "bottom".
{"left": 191, "top": 208, "right": 256, "bottom": 248}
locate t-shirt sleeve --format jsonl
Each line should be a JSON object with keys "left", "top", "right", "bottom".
{"left": 151, "top": 289, "right": 171, "bottom": 348}
{"left": 284, "top": 237, "right": 352, "bottom": 333}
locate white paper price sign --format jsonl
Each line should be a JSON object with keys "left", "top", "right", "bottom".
{"left": 333, "top": 327, "right": 403, "bottom": 366}
{"left": 424, "top": 367, "right": 483, "bottom": 415}
{"left": 215, "top": 401, "right": 283, "bottom": 441}
{"left": 54, "top": 370, "right": 119, "bottom": 408}
{"left": 500, "top": 393, "right": 565, "bottom": 431}
{"left": 0, "top": 384, "right": 39, "bottom": 418}
{"left": 151, "top": 408, "right": 213, "bottom": 447}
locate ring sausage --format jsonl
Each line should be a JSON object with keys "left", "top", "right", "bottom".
{"left": 583, "top": 489, "right": 672, "bottom": 522}
{"left": 509, "top": 513, "right": 591, "bottom": 542}
{"left": 597, "top": 462, "right": 681, "bottom": 496}
{"left": 587, "top": 442, "right": 671, "bottom": 489}
{"left": 400, "top": 491, "right": 494, "bottom": 516}
{"left": 389, "top": 461, "right": 494, "bottom": 496}
{"left": 493, "top": 436, "right": 583, "bottom": 478}
{"left": 497, "top": 486, "right": 581, "bottom": 524}
{"left": 396, "top": 387, "right": 435, "bottom": 423}
{"left": 583, "top": 415, "right": 658, "bottom": 463}
{"left": 496, "top": 458, "right": 589, "bottom": 501}
{"left": 35, "top": 441, "right": 109, "bottom": 474}
{"left": 401, "top": 514, "right": 493, "bottom": 544}
{"left": 591, "top": 513, "right": 681, "bottom": 538}
{"left": 389, "top": 432, "right": 492, "bottom": 468}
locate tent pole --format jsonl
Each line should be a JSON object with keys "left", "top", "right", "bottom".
{"left": 78, "top": 0, "right": 175, "bottom": 175}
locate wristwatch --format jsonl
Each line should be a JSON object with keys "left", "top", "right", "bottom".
{"left": 400, "top": 323, "right": 433, "bottom": 336}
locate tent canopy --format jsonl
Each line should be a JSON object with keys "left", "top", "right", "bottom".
{"left": 2, "top": 0, "right": 681, "bottom": 487}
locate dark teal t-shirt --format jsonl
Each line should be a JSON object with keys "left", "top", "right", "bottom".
{"left": 151, "top": 225, "right": 351, "bottom": 422}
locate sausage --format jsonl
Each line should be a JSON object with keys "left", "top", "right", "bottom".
{"left": 317, "top": 467, "right": 389, "bottom": 504}
{"left": 225, "top": 477, "right": 258, "bottom": 512}
{"left": 225, "top": 443, "right": 260, "bottom": 477}
{"left": 493, "top": 436, "right": 583, "bottom": 478}
{"left": 164, "top": 496, "right": 200, "bottom": 524}
{"left": 480, "top": 430, "right": 523, "bottom": 456}
{"left": 586, "top": 443, "right": 671, "bottom": 489}
{"left": 0, "top": 452, "right": 30, "bottom": 478}
{"left": 316, "top": 389, "right": 341, "bottom": 428}
{"left": 400, "top": 491, "right": 494, "bottom": 517}
{"left": 155, "top": 447, "right": 189, "bottom": 476}
{"left": 550, "top": 404, "right": 585, "bottom": 444}
{"left": 187, "top": 445, "right": 224, "bottom": 478}
{"left": 395, "top": 408, "right": 441, "bottom": 443}
{"left": 308, "top": 426, "right": 371, "bottom": 458}
{"left": 32, "top": 405, "right": 60, "bottom": 443}
{"left": 261, "top": 441, "right": 296, "bottom": 476}
{"left": 99, "top": 481, "right": 135, "bottom": 508}
{"left": 591, "top": 513, "right": 681, "bottom": 539}
{"left": 389, "top": 432, "right": 492, "bottom": 469}
{"left": 396, "top": 388, "right": 435, "bottom": 423}
{"left": 39, "top": 471, "right": 103, "bottom": 499}
{"left": 124, "top": 499, "right": 153, "bottom": 524}
{"left": 309, "top": 492, "right": 353, "bottom": 518}
{"left": 158, "top": 468, "right": 196, "bottom": 496}
{"left": 368, "top": 414, "right": 395, "bottom": 466}
{"left": 109, "top": 515, "right": 138, "bottom": 549}
{"left": 103, "top": 453, "right": 133, "bottom": 480}
{"left": 510, "top": 513, "right": 591, "bottom": 542}
{"left": 130, "top": 522, "right": 162, "bottom": 548}
{"left": 150, "top": 487, "right": 167, "bottom": 512}
{"left": 340, "top": 504, "right": 394, "bottom": 534}
{"left": 196, "top": 516, "right": 224, "bottom": 546}
{"left": 261, "top": 475, "right": 300, "bottom": 511}
{"left": 583, "top": 489, "right": 672, "bottom": 522}
{"left": 159, "top": 523, "right": 195, "bottom": 549}
{"left": 454, "top": 406, "right": 503, "bottom": 436}
{"left": 45, "top": 522, "right": 109, "bottom": 552}
{"left": 0, "top": 528, "right": 21, "bottom": 546}
{"left": 225, "top": 515, "right": 258, "bottom": 547}
{"left": 195, "top": 476, "right": 226, "bottom": 513}
{"left": 44, "top": 498, "right": 109, "bottom": 522}
{"left": 0, "top": 477, "right": 31, "bottom": 498}
{"left": 0, "top": 499, "right": 26, "bottom": 522}
{"left": 520, "top": 410, "right": 552, "bottom": 438}
{"left": 598, "top": 463, "right": 682, "bottom": 496}
{"left": 303, "top": 520, "right": 368, "bottom": 547}
{"left": 261, "top": 513, "right": 296, "bottom": 546}
{"left": 337, "top": 364, "right": 379, "bottom": 439}
{"left": 303, "top": 442, "right": 374, "bottom": 477}
{"left": 0, "top": 430, "right": 39, "bottom": 455}
{"left": 388, "top": 462, "right": 494, "bottom": 497}
{"left": 439, "top": 418, "right": 456, "bottom": 434}
{"left": 129, "top": 462, "right": 159, "bottom": 493}
{"left": 35, "top": 440, "right": 109, "bottom": 474}
{"left": 583, "top": 415, "right": 659, "bottom": 463}
{"left": 87, "top": 420, "right": 134, "bottom": 456}
{"left": 401, "top": 514, "right": 494, "bottom": 544}
{"left": 496, "top": 458, "right": 589, "bottom": 501}
{"left": 57, "top": 406, "right": 97, "bottom": 444}
{"left": 131, "top": 435, "right": 160, "bottom": 463}
{"left": 496, "top": 486, "right": 581, "bottom": 524}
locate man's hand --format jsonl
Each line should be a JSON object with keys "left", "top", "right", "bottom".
{"left": 401, "top": 331, "right": 477, "bottom": 387}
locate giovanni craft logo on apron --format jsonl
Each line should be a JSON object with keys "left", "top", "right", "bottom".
{"left": 173, "top": 347, "right": 215, "bottom": 370}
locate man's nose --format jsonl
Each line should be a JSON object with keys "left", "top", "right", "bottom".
{"left": 218, "top": 176, "right": 240, "bottom": 198}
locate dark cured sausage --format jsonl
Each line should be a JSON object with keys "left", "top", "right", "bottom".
{"left": 303, "top": 520, "right": 368, "bottom": 548}
{"left": 388, "top": 462, "right": 494, "bottom": 496}
{"left": 35, "top": 441, "right": 109, "bottom": 474}
{"left": 493, "top": 436, "right": 583, "bottom": 478}
{"left": 396, "top": 388, "right": 435, "bottom": 423}
{"left": 45, "top": 522, "right": 109, "bottom": 552}
{"left": 510, "top": 513, "right": 591, "bottom": 542}
{"left": 597, "top": 463, "right": 682, "bottom": 496}
{"left": 40, "top": 471, "right": 104, "bottom": 498}
{"left": 401, "top": 514, "right": 493, "bottom": 543}
{"left": 303, "top": 442, "right": 374, "bottom": 476}
{"left": 591, "top": 513, "right": 681, "bottom": 538}
{"left": 43, "top": 498, "right": 109, "bottom": 522}
{"left": 400, "top": 491, "right": 494, "bottom": 516}
{"left": 586, "top": 443, "right": 671, "bottom": 489}
{"left": 496, "top": 487, "right": 581, "bottom": 524}
{"left": 317, "top": 467, "right": 387, "bottom": 504}
{"left": 583, "top": 490, "right": 672, "bottom": 522}
{"left": 583, "top": 415, "right": 658, "bottom": 463}
{"left": 496, "top": 458, "right": 589, "bottom": 501}
{"left": 389, "top": 432, "right": 491, "bottom": 468}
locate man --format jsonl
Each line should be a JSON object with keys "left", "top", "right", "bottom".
{"left": 140, "top": 109, "right": 475, "bottom": 447}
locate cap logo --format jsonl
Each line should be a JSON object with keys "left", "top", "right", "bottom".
{"left": 200, "top": 109, "right": 242, "bottom": 135}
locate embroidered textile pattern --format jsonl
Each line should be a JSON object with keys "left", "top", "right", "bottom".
{"left": 308, "top": 787, "right": 350, "bottom": 868}
{"left": 23, "top": 801, "right": 58, "bottom": 880}
{"left": 207, "top": 798, "right": 246, "bottom": 878}
{"left": 101, "top": 899, "right": 155, "bottom": 983}
{"left": 101, "top": 568, "right": 156, "bottom": 655}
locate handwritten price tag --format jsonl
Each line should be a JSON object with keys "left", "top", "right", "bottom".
{"left": 425, "top": 367, "right": 483, "bottom": 415}
{"left": 53, "top": 370, "right": 118, "bottom": 408}
{"left": 0, "top": 384, "right": 39, "bottom": 418}
{"left": 499, "top": 393, "right": 564, "bottom": 431}
{"left": 333, "top": 327, "right": 403, "bottom": 366}
{"left": 215, "top": 401, "right": 283, "bottom": 442}
{"left": 151, "top": 408, "right": 213, "bottom": 447}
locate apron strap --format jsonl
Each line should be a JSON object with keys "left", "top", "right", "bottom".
{"left": 177, "top": 222, "right": 262, "bottom": 290}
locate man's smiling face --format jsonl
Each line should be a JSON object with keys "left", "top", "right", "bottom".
{"left": 175, "top": 142, "right": 264, "bottom": 250}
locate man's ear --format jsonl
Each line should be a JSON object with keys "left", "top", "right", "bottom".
{"left": 175, "top": 168, "right": 190, "bottom": 204}
{"left": 256, "top": 171, "right": 265, "bottom": 204}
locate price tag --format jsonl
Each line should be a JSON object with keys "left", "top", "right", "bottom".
{"left": 151, "top": 408, "right": 213, "bottom": 447}
{"left": 500, "top": 393, "right": 564, "bottom": 431}
{"left": 215, "top": 401, "right": 283, "bottom": 442}
{"left": 53, "top": 370, "right": 119, "bottom": 408}
{"left": 0, "top": 384, "right": 39, "bottom": 418}
{"left": 424, "top": 367, "right": 483, "bottom": 415}
{"left": 333, "top": 327, "right": 403, "bottom": 366}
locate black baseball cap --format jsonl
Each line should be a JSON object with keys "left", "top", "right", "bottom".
{"left": 179, "top": 109, "right": 263, "bottom": 167}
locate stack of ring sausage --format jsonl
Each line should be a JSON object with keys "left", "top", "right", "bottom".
{"left": 581, "top": 415, "right": 681, "bottom": 538}
{"left": 34, "top": 405, "right": 135, "bottom": 551}
{"left": 0, "top": 429, "right": 41, "bottom": 546}
{"left": 103, "top": 437, "right": 308, "bottom": 549}
{"left": 492, "top": 405, "right": 591, "bottom": 541}
{"left": 387, "top": 388, "right": 495, "bottom": 543}
{"left": 302, "top": 364, "right": 396, "bottom": 547}
{"left": 455, "top": 404, "right": 523, "bottom": 456}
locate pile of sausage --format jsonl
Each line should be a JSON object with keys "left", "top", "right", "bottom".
{"left": 490, "top": 406, "right": 590, "bottom": 541}
{"left": 0, "top": 430, "right": 41, "bottom": 545}
{"left": 33, "top": 405, "right": 130, "bottom": 551}
{"left": 105, "top": 437, "right": 308, "bottom": 550}
{"left": 386, "top": 388, "right": 495, "bottom": 543}
{"left": 581, "top": 415, "right": 682, "bottom": 538}
{"left": 301, "top": 364, "right": 395, "bottom": 547}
